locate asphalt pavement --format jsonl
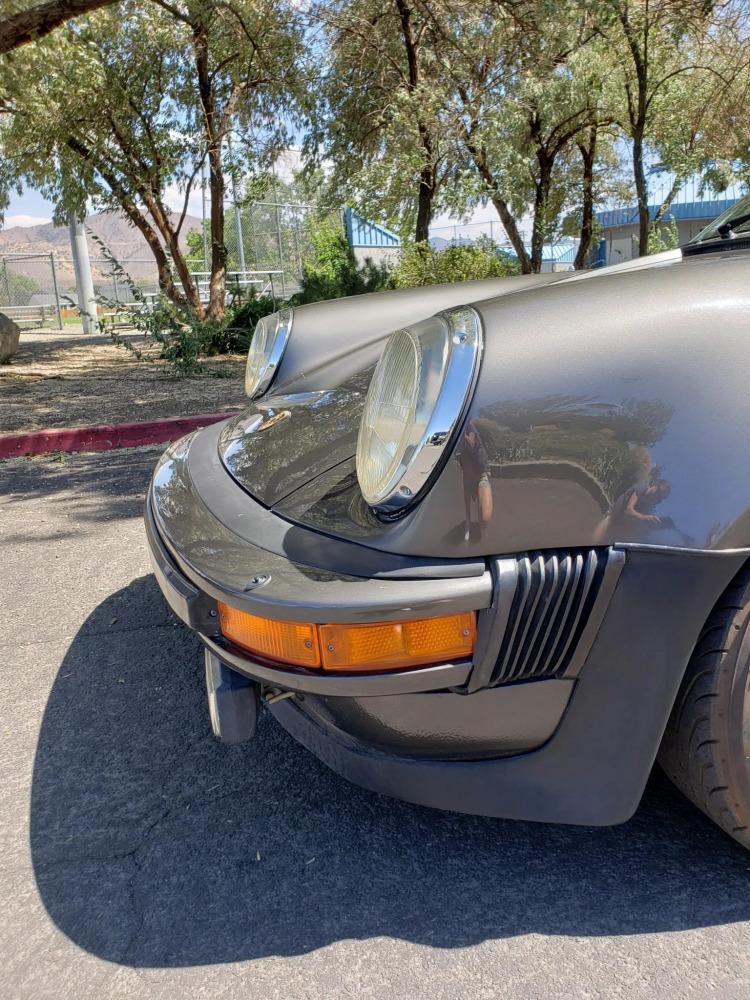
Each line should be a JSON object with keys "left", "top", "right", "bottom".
{"left": 2, "top": 446, "right": 750, "bottom": 999}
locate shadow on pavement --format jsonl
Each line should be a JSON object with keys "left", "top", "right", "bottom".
{"left": 31, "top": 575, "right": 750, "bottom": 968}
{"left": 0, "top": 448, "right": 158, "bottom": 528}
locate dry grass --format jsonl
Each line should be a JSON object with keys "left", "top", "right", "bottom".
{"left": 0, "top": 329, "right": 246, "bottom": 434}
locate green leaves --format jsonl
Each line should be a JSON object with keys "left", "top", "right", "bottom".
{"left": 290, "top": 216, "right": 393, "bottom": 303}
{"left": 392, "top": 238, "right": 519, "bottom": 287}
{"left": 0, "top": 1, "right": 309, "bottom": 316}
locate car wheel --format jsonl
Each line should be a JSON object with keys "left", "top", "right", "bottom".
{"left": 658, "top": 563, "right": 750, "bottom": 849}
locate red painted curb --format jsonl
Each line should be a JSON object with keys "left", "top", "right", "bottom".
{"left": 0, "top": 411, "right": 239, "bottom": 459}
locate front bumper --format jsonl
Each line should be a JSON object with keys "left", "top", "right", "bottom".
{"left": 147, "top": 426, "right": 748, "bottom": 824}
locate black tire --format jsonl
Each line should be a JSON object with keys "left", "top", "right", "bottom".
{"left": 658, "top": 564, "right": 750, "bottom": 849}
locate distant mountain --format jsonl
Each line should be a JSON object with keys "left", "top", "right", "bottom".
{"left": 0, "top": 211, "right": 202, "bottom": 288}
{"left": 0, "top": 210, "right": 201, "bottom": 254}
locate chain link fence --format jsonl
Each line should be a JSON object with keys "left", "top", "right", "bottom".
{"left": 1, "top": 201, "right": 324, "bottom": 325}
{"left": 0, "top": 253, "right": 63, "bottom": 328}
{"left": 218, "top": 200, "right": 319, "bottom": 299}
{"left": 428, "top": 219, "right": 532, "bottom": 248}
{"left": 84, "top": 258, "right": 160, "bottom": 305}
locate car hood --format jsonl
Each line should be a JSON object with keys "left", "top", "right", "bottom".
{"left": 219, "top": 271, "right": 560, "bottom": 506}
{"left": 219, "top": 370, "right": 372, "bottom": 507}
{"left": 220, "top": 249, "right": 691, "bottom": 516}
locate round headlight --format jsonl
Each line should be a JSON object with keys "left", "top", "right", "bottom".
{"left": 356, "top": 306, "right": 482, "bottom": 513}
{"left": 245, "top": 308, "right": 293, "bottom": 399}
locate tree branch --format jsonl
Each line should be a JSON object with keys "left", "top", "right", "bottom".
{"left": 0, "top": 0, "right": 118, "bottom": 54}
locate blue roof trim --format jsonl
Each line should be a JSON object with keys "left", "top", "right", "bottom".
{"left": 503, "top": 241, "right": 578, "bottom": 264}
{"left": 344, "top": 207, "right": 401, "bottom": 247}
{"left": 596, "top": 197, "right": 740, "bottom": 229}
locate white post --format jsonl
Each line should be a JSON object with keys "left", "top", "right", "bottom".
{"left": 68, "top": 216, "right": 97, "bottom": 334}
{"left": 49, "top": 252, "right": 64, "bottom": 330}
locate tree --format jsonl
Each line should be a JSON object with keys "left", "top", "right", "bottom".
{"left": 0, "top": 0, "right": 119, "bottom": 54}
{"left": 563, "top": 126, "right": 629, "bottom": 268}
{"left": 594, "top": 0, "right": 743, "bottom": 256}
{"left": 649, "top": 18, "right": 750, "bottom": 229}
{"left": 313, "top": 0, "right": 454, "bottom": 242}
{"left": 433, "top": 1, "right": 609, "bottom": 272}
{"left": 0, "top": 1, "right": 307, "bottom": 318}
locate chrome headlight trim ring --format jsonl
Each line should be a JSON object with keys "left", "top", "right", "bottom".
{"left": 245, "top": 307, "right": 294, "bottom": 399}
{"left": 356, "top": 306, "right": 483, "bottom": 515}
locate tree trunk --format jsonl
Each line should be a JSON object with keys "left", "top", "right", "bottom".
{"left": 632, "top": 128, "right": 650, "bottom": 256}
{"left": 529, "top": 190, "right": 545, "bottom": 273}
{"left": 415, "top": 126, "right": 435, "bottom": 242}
{"left": 529, "top": 152, "right": 554, "bottom": 273}
{"left": 0, "top": 0, "right": 118, "bottom": 54}
{"left": 652, "top": 175, "right": 682, "bottom": 228}
{"left": 207, "top": 142, "right": 227, "bottom": 319}
{"left": 66, "top": 135, "right": 203, "bottom": 314}
{"left": 395, "top": 0, "right": 437, "bottom": 246}
{"left": 193, "top": 22, "right": 227, "bottom": 320}
{"left": 463, "top": 136, "right": 530, "bottom": 271}
{"left": 162, "top": 224, "right": 205, "bottom": 316}
{"left": 574, "top": 127, "right": 597, "bottom": 270}
{"left": 491, "top": 197, "right": 531, "bottom": 273}
{"left": 415, "top": 166, "right": 434, "bottom": 242}
{"left": 131, "top": 188, "right": 205, "bottom": 315}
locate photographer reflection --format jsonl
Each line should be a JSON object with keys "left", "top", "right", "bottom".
{"left": 595, "top": 475, "right": 672, "bottom": 543}
{"left": 457, "top": 420, "right": 494, "bottom": 542}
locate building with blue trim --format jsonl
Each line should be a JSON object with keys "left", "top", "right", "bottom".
{"left": 595, "top": 171, "right": 746, "bottom": 265}
{"left": 343, "top": 208, "right": 401, "bottom": 267}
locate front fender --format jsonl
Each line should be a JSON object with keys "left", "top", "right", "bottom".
{"left": 271, "top": 274, "right": 555, "bottom": 396}
{"left": 381, "top": 254, "right": 750, "bottom": 555}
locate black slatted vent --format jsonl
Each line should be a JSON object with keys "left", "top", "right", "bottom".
{"left": 491, "top": 548, "right": 610, "bottom": 686}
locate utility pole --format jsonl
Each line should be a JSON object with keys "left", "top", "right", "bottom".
{"left": 68, "top": 216, "right": 97, "bottom": 334}
{"left": 272, "top": 166, "right": 285, "bottom": 298}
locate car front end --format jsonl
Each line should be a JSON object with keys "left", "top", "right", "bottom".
{"left": 146, "top": 248, "right": 750, "bottom": 829}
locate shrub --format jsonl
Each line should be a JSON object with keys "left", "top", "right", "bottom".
{"left": 105, "top": 295, "right": 279, "bottom": 375}
{"left": 647, "top": 218, "right": 680, "bottom": 255}
{"left": 392, "top": 237, "right": 520, "bottom": 288}
{"left": 290, "top": 217, "right": 393, "bottom": 304}
{"left": 1, "top": 272, "right": 39, "bottom": 307}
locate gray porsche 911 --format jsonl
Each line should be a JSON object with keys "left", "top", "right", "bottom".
{"left": 146, "top": 195, "right": 750, "bottom": 847}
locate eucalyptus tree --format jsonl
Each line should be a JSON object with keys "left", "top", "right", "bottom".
{"left": 435, "top": 1, "right": 610, "bottom": 272}
{"left": 0, "top": 0, "right": 307, "bottom": 318}
{"left": 594, "top": 0, "right": 746, "bottom": 255}
{"left": 313, "top": 0, "right": 454, "bottom": 241}
{"left": 649, "top": 15, "right": 750, "bottom": 226}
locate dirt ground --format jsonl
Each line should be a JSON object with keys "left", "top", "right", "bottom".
{"left": 0, "top": 327, "right": 246, "bottom": 434}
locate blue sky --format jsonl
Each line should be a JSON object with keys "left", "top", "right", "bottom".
{"left": 3, "top": 185, "right": 57, "bottom": 227}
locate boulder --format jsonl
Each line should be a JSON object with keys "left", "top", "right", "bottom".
{"left": 0, "top": 312, "right": 20, "bottom": 364}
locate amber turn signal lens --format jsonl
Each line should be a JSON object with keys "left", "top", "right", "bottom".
{"left": 217, "top": 602, "right": 321, "bottom": 667}
{"left": 319, "top": 612, "right": 476, "bottom": 672}
{"left": 217, "top": 604, "right": 476, "bottom": 674}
